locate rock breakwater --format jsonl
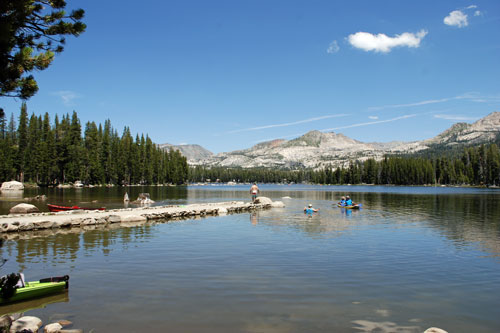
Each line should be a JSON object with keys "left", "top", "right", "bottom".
{"left": 0, "top": 199, "right": 284, "bottom": 236}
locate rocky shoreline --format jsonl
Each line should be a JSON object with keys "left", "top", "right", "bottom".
{"left": 0, "top": 198, "right": 285, "bottom": 236}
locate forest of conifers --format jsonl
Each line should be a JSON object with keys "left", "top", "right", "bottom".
{"left": 189, "top": 143, "right": 500, "bottom": 186}
{"left": 2, "top": 105, "right": 499, "bottom": 187}
{"left": 0, "top": 104, "right": 189, "bottom": 185}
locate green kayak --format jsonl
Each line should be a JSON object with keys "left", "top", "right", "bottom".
{"left": 0, "top": 275, "right": 69, "bottom": 305}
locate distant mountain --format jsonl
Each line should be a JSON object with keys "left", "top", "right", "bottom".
{"left": 424, "top": 112, "right": 500, "bottom": 146}
{"left": 189, "top": 111, "right": 500, "bottom": 170}
{"left": 159, "top": 143, "right": 213, "bottom": 161}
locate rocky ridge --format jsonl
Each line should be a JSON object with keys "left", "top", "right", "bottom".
{"left": 158, "top": 143, "right": 213, "bottom": 161}
{"left": 188, "top": 112, "right": 500, "bottom": 169}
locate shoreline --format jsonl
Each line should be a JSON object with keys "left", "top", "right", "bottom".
{"left": 0, "top": 200, "right": 283, "bottom": 236}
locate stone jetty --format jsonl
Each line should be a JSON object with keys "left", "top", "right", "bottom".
{"left": 0, "top": 198, "right": 285, "bottom": 235}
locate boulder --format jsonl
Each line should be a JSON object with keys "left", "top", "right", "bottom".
{"left": 1, "top": 222, "right": 19, "bottom": 232}
{"left": 271, "top": 201, "right": 285, "bottom": 208}
{"left": 1, "top": 181, "right": 24, "bottom": 191}
{"left": 424, "top": 328, "right": 448, "bottom": 333}
{"left": 9, "top": 203, "right": 39, "bottom": 214}
{"left": 10, "top": 316, "right": 42, "bottom": 333}
{"left": 132, "top": 193, "right": 155, "bottom": 204}
{"left": 254, "top": 196, "right": 273, "bottom": 205}
{"left": 44, "top": 323, "right": 62, "bottom": 333}
{"left": 0, "top": 315, "right": 12, "bottom": 332}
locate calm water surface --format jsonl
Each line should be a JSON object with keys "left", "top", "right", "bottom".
{"left": 1, "top": 185, "right": 499, "bottom": 332}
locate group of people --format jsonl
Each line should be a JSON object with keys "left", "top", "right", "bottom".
{"left": 305, "top": 195, "right": 354, "bottom": 213}
{"left": 250, "top": 183, "right": 354, "bottom": 214}
{"left": 338, "top": 196, "right": 353, "bottom": 207}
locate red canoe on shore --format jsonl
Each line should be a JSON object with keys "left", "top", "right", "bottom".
{"left": 47, "top": 204, "right": 106, "bottom": 212}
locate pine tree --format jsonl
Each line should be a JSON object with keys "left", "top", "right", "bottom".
{"left": 17, "top": 103, "right": 28, "bottom": 182}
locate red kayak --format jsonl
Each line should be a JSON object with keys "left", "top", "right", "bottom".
{"left": 47, "top": 204, "right": 106, "bottom": 212}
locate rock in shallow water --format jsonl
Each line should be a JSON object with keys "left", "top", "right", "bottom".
{"left": 254, "top": 196, "right": 273, "bottom": 205}
{"left": 424, "top": 328, "right": 448, "bottom": 333}
{"left": 44, "top": 322, "right": 62, "bottom": 333}
{"left": 0, "top": 181, "right": 24, "bottom": 191}
{"left": 10, "top": 316, "right": 42, "bottom": 333}
{"left": 9, "top": 203, "right": 39, "bottom": 214}
{"left": 0, "top": 315, "right": 12, "bottom": 331}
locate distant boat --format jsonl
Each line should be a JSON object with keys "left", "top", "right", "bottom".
{"left": 47, "top": 204, "right": 105, "bottom": 212}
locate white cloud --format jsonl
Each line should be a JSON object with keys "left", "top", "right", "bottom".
{"left": 433, "top": 114, "right": 478, "bottom": 121}
{"left": 368, "top": 97, "right": 455, "bottom": 111}
{"left": 474, "top": 10, "right": 481, "bottom": 16}
{"left": 347, "top": 30, "right": 428, "bottom": 53}
{"left": 327, "top": 40, "right": 340, "bottom": 54}
{"left": 320, "top": 114, "right": 417, "bottom": 131}
{"left": 368, "top": 116, "right": 379, "bottom": 120}
{"left": 52, "top": 90, "right": 81, "bottom": 106}
{"left": 467, "top": 5, "right": 477, "bottom": 9}
{"left": 227, "top": 114, "right": 349, "bottom": 134}
{"left": 367, "top": 92, "right": 488, "bottom": 111}
{"left": 444, "top": 10, "right": 468, "bottom": 27}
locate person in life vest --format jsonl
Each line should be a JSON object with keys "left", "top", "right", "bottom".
{"left": 250, "top": 183, "right": 260, "bottom": 202}
{"left": 339, "top": 196, "right": 346, "bottom": 206}
{"left": 345, "top": 196, "right": 353, "bottom": 206}
{"left": 304, "top": 204, "right": 319, "bottom": 213}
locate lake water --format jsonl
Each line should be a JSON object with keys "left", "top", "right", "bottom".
{"left": 1, "top": 185, "right": 500, "bottom": 332}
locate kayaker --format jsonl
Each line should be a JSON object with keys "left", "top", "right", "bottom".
{"left": 346, "top": 196, "right": 353, "bottom": 206}
{"left": 250, "top": 183, "right": 260, "bottom": 202}
{"left": 304, "top": 204, "right": 319, "bottom": 213}
{"left": 339, "top": 197, "right": 346, "bottom": 206}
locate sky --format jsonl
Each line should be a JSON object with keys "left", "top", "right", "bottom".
{"left": 1, "top": 0, "right": 500, "bottom": 153}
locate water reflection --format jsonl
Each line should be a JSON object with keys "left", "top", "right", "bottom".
{"left": 0, "top": 223, "right": 157, "bottom": 269}
{"left": 0, "top": 186, "right": 189, "bottom": 215}
{"left": 0, "top": 292, "right": 69, "bottom": 316}
{"left": 250, "top": 212, "right": 258, "bottom": 225}
{"left": 0, "top": 186, "right": 499, "bottom": 332}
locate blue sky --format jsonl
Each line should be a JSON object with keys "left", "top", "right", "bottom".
{"left": 2, "top": 0, "right": 499, "bottom": 153}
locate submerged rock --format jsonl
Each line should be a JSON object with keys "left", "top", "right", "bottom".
{"left": 57, "top": 320, "right": 72, "bottom": 327}
{"left": 24, "top": 195, "right": 47, "bottom": 201}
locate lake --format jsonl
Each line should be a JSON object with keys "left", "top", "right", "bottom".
{"left": 1, "top": 185, "right": 499, "bottom": 332}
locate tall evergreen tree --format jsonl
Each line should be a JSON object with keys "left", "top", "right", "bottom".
{"left": 16, "top": 103, "right": 28, "bottom": 182}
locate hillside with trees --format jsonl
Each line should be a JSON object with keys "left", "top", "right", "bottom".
{"left": 0, "top": 104, "right": 188, "bottom": 185}
{"left": 189, "top": 143, "right": 500, "bottom": 187}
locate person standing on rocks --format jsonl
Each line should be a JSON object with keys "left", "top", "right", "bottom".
{"left": 250, "top": 183, "right": 260, "bottom": 203}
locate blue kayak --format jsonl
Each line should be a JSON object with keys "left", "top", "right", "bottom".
{"left": 337, "top": 204, "right": 361, "bottom": 209}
